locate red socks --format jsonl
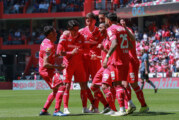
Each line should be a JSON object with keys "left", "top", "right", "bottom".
{"left": 115, "top": 85, "right": 125, "bottom": 108}
{"left": 91, "top": 86, "right": 108, "bottom": 108}
{"left": 134, "top": 86, "right": 146, "bottom": 107}
{"left": 80, "top": 89, "right": 87, "bottom": 108}
{"left": 42, "top": 92, "right": 57, "bottom": 112}
{"left": 63, "top": 89, "right": 70, "bottom": 108}
{"left": 103, "top": 88, "right": 117, "bottom": 111}
{"left": 86, "top": 88, "right": 95, "bottom": 104}
{"left": 55, "top": 86, "right": 66, "bottom": 112}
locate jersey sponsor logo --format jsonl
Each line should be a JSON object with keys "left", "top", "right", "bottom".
{"left": 110, "top": 71, "right": 115, "bottom": 80}
{"left": 130, "top": 72, "right": 135, "bottom": 81}
{"left": 103, "top": 74, "right": 109, "bottom": 81}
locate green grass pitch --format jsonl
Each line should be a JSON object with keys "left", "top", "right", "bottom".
{"left": 0, "top": 89, "right": 179, "bottom": 120}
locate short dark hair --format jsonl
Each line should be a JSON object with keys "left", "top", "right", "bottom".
{"left": 86, "top": 12, "right": 96, "bottom": 19}
{"left": 67, "top": 20, "right": 79, "bottom": 30}
{"left": 43, "top": 26, "right": 54, "bottom": 37}
{"left": 99, "top": 10, "right": 109, "bottom": 16}
{"left": 106, "top": 13, "right": 117, "bottom": 22}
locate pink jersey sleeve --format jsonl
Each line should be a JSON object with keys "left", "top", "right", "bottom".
{"left": 107, "top": 27, "right": 117, "bottom": 41}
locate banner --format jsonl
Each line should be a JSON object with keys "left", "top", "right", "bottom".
{"left": 13, "top": 78, "right": 179, "bottom": 90}
{"left": 13, "top": 80, "right": 50, "bottom": 90}
{"left": 138, "top": 77, "right": 179, "bottom": 89}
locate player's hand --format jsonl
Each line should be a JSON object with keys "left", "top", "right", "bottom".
{"left": 145, "top": 70, "right": 148, "bottom": 74}
{"left": 103, "top": 57, "right": 108, "bottom": 68}
{"left": 57, "top": 64, "right": 66, "bottom": 71}
{"left": 91, "top": 54, "right": 97, "bottom": 60}
{"left": 71, "top": 47, "right": 79, "bottom": 55}
{"left": 97, "top": 44, "right": 104, "bottom": 50}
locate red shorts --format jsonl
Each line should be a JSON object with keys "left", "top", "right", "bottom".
{"left": 115, "top": 64, "right": 129, "bottom": 82}
{"left": 63, "top": 61, "right": 86, "bottom": 83}
{"left": 84, "top": 59, "right": 101, "bottom": 81}
{"left": 92, "top": 67, "right": 104, "bottom": 86}
{"left": 40, "top": 72, "right": 63, "bottom": 89}
{"left": 101, "top": 64, "right": 117, "bottom": 86}
{"left": 127, "top": 61, "right": 139, "bottom": 83}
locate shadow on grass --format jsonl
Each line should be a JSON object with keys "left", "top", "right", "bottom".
{"left": 130, "top": 112, "right": 176, "bottom": 116}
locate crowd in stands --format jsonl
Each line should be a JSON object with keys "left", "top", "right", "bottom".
{"left": 95, "top": 0, "right": 177, "bottom": 10}
{"left": 32, "top": 0, "right": 85, "bottom": 13}
{"left": 133, "top": 21, "right": 179, "bottom": 76}
{"left": 3, "top": 0, "right": 28, "bottom": 13}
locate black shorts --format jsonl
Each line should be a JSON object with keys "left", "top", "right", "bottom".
{"left": 140, "top": 71, "right": 149, "bottom": 80}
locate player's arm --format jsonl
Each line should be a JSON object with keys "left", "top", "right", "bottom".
{"left": 43, "top": 52, "right": 65, "bottom": 70}
{"left": 124, "top": 27, "right": 135, "bottom": 41}
{"left": 103, "top": 38, "right": 118, "bottom": 68}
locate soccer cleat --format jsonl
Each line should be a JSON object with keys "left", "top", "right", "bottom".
{"left": 53, "top": 111, "right": 67, "bottom": 116}
{"left": 39, "top": 111, "right": 51, "bottom": 116}
{"left": 126, "top": 106, "right": 136, "bottom": 114}
{"left": 100, "top": 106, "right": 111, "bottom": 114}
{"left": 82, "top": 107, "right": 92, "bottom": 113}
{"left": 93, "top": 108, "right": 100, "bottom": 113}
{"left": 63, "top": 108, "right": 70, "bottom": 114}
{"left": 139, "top": 106, "right": 149, "bottom": 113}
{"left": 111, "top": 111, "right": 127, "bottom": 116}
{"left": 104, "top": 110, "right": 116, "bottom": 115}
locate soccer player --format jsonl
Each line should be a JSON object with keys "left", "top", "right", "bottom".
{"left": 79, "top": 12, "right": 102, "bottom": 111}
{"left": 57, "top": 20, "right": 92, "bottom": 114}
{"left": 140, "top": 47, "right": 158, "bottom": 93}
{"left": 120, "top": 19, "right": 149, "bottom": 113}
{"left": 98, "top": 10, "right": 109, "bottom": 23}
{"left": 90, "top": 23, "right": 116, "bottom": 114}
{"left": 103, "top": 13, "right": 135, "bottom": 116}
{"left": 39, "top": 26, "right": 67, "bottom": 116}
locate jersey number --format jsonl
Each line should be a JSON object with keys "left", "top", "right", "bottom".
{"left": 120, "top": 34, "right": 128, "bottom": 49}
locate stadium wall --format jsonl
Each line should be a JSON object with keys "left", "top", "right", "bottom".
{"left": 0, "top": 82, "right": 12, "bottom": 89}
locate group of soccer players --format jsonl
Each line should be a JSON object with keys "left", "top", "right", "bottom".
{"left": 38, "top": 10, "right": 150, "bottom": 117}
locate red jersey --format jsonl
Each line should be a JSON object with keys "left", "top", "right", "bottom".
{"left": 79, "top": 26, "right": 102, "bottom": 57}
{"left": 127, "top": 27, "right": 140, "bottom": 64}
{"left": 57, "top": 31, "right": 85, "bottom": 65}
{"left": 39, "top": 38, "right": 55, "bottom": 73}
{"left": 107, "top": 24, "right": 129, "bottom": 66}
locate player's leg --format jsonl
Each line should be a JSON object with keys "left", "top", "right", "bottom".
{"left": 90, "top": 67, "right": 109, "bottom": 113}
{"left": 140, "top": 71, "right": 145, "bottom": 90}
{"left": 62, "top": 67, "right": 74, "bottom": 114}
{"left": 131, "top": 82, "right": 149, "bottom": 113}
{"left": 63, "top": 83, "right": 71, "bottom": 114}
{"left": 39, "top": 73, "right": 56, "bottom": 116}
{"left": 146, "top": 77, "right": 158, "bottom": 93}
{"left": 50, "top": 73, "right": 67, "bottom": 116}
{"left": 79, "top": 82, "right": 92, "bottom": 113}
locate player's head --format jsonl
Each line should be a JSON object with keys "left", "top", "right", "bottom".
{"left": 105, "top": 13, "right": 117, "bottom": 26}
{"left": 67, "top": 20, "right": 79, "bottom": 37}
{"left": 86, "top": 12, "right": 96, "bottom": 27}
{"left": 99, "top": 23, "right": 107, "bottom": 35}
{"left": 98, "top": 10, "right": 109, "bottom": 23}
{"left": 44, "top": 26, "right": 57, "bottom": 42}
